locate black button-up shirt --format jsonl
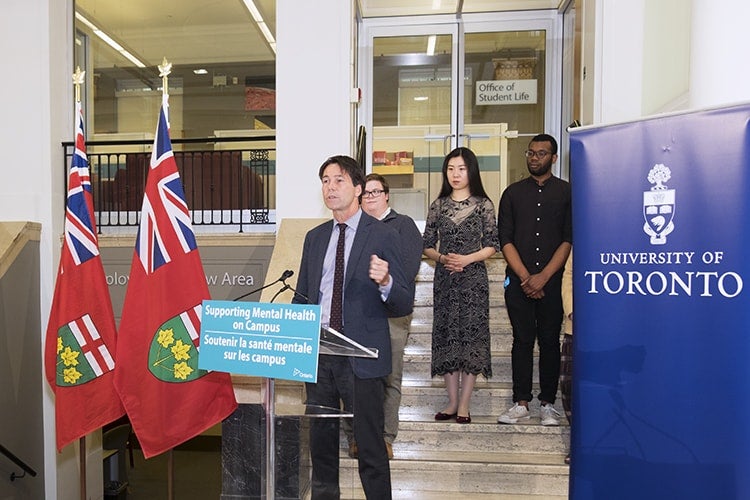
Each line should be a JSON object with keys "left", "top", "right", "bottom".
{"left": 498, "top": 175, "right": 572, "bottom": 276}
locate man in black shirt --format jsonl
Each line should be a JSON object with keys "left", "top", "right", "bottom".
{"left": 497, "top": 133, "right": 572, "bottom": 427}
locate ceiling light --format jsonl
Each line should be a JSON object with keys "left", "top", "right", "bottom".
{"left": 75, "top": 12, "right": 147, "bottom": 68}
{"left": 193, "top": 69, "right": 208, "bottom": 75}
{"left": 414, "top": 96, "right": 429, "bottom": 101}
{"left": 426, "top": 35, "right": 436, "bottom": 56}
{"left": 241, "top": 0, "right": 277, "bottom": 55}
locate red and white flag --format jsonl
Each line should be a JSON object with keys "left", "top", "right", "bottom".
{"left": 44, "top": 100, "right": 125, "bottom": 451}
{"left": 114, "top": 95, "right": 237, "bottom": 458}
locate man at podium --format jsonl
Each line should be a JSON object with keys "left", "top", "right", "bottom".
{"left": 293, "top": 155, "right": 413, "bottom": 499}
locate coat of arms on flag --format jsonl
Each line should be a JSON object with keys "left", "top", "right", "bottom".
{"left": 54, "top": 314, "right": 115, "bottom": 386}
{"left": 149, "top": 304, "right": 206, "bottom": 382}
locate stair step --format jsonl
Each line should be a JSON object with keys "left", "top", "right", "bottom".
{"left": 402, "top": 351, "right": 519, "bottom": 383}
{"left": 406, "top": 322, "right": 515, "bottom": 351}
{"left": 336, "top": 450, "right": 569, "bottom": 498}
{"left": 393, "top": 419, "right": 569, "bottom": 455}
{"left": 411, "top": 303, "right": 510, "bottom": 325}
{"left": 414, "top": 281, "right": 507, "bottom": 303}
{"left": 398, "top": 380, "right": 562, "bottom": 417}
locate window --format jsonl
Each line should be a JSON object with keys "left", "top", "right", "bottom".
{"left": 74, "top": 0, "right": 276, "bottom": 139}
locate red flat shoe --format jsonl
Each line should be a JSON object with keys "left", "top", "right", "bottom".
{"left": 456, "top": 414, "right": 471, "bottom": 424}
{"left": 434, "top": 411, "right": 457, "bottom": 421}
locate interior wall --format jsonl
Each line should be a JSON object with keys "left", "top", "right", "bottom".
{"left": 689, "top": 0, "right": 750, "bottom": 109}
{"left": 0, "top": 240, "right": 44, "bottom": 500}
{"left": 583, "top": 0, "right": 750, "bottom": 126}
{"left": 641, "top": 0, "right": 691, "bottom": 114}
{"left": 582, "top": 0, "right": 691, "bottom": 124}
{"left": 579, "top": 0, "right": 597, "bottom": 124}
{"left": 275, "top": 0, "right": 356, "bottom": 223}
{"left": 0, "top": 0, "right": 72, "bottom": 497}
{"left": 597, "top": 0, "right": 646, "bottom": 124}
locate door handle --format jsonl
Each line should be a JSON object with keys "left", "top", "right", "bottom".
{"left": 424, "top": 134, "right": 455, "bottom": 156}
{"left": 458, "top": 133, "right": 490, "bottom": 149}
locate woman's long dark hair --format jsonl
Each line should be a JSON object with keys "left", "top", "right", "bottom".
{"left": 437, "top": 147, "right": 490, "bottom": 199}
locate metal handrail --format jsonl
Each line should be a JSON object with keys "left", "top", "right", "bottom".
{"left": 61, "top": 135, "right": 276, "bottom": 148}
{"left": 0, "top": 443, "right": 37, "bottom": 481}
{"left": 61, "top": 136, "right": 276, "bottom": 233}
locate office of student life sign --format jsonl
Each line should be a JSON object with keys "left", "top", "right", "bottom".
{"left": 475, "top": 79, "right": 537, "bottom": 105}
{"left": 198, "top": 300, "right": 321, "bottom": 383}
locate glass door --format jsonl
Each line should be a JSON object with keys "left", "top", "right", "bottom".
{"left": 360, "top": 11, "right": 562, "bottom": 221}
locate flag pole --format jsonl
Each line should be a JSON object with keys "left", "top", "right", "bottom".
{"left": 73, "top": 67, "right": 88, "bottom": 500}
{"left": 167, "top": 449, "right": 175, "bottom": 500}
{"left": 159, "top": 57, "right": 172, "bottom": 101}
{"left": 73, "top": 66, "right": 84, "bottom": 104}
{"left": 79, "top": 437, "right": 86, "bottom": 500}
{"left": 158, "top": 57, "right": 176, "bottom": 500}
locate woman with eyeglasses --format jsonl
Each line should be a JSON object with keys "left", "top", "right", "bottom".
{"left": 423, "top": 147, "right": 500, "bottom": 424}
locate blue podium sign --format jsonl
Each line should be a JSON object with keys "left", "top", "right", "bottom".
{"left": 198, "top": 300, "right": 321, "bottom": 382}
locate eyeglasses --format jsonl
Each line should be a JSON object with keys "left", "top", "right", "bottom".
{"left": 524, "top": 150, "right": 551, "bottom": 159}
{"left": 363, "top": 189, "right": 385, "bottom": 198}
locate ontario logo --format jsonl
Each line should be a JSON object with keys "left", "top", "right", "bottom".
{"left": 643, "top": 164, "right": 675, "bottom": 245}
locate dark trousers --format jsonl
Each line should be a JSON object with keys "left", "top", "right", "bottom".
{"left": 305, "top": 356, "right": 391, "bottom": 500}
{"left": 504, "top": 273, "right": 563, "bottom": 404}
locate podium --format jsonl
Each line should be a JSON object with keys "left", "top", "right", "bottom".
{"left": 261, "top": 325, "right": 378, "bottom": 500}
{"left": 204, "top": 298, "right": 380, "bottom": 499}
{"left": 318, "top": 324, "right": 379, "bottom": 359}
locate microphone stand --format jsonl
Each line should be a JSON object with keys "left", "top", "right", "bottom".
{"left": 269, "top": 276, "right": 311, "bottom": 304}
{"left": 264, "top": 275, "right": 308, "bottom": 497}
{"left": 234, "top": 273, "right": 290, "bottom": 302}
{"left": 263, "top": 276, "right": 291, "bottom": 500}
{"left": 269, "top": 284, "right": 291, "bottom": 304}
{"left": 286, "top": 283, "right": 310, "bottom": 304}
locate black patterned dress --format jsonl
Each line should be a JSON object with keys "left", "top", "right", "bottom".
{"left": 423, "top": 196, "right": 500, "bottom": 378}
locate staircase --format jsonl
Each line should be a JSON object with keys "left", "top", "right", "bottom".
{"left": 338, "top": 256, "right": 570, "bottom": 499}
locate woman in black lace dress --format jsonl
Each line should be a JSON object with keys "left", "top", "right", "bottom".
{"left": 423, "top": 147, "right": 500, "bottom": 424}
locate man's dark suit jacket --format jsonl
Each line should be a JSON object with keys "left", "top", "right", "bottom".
{"left": 381, "top": 208, "right": 424, "bottom": 291}
{"left": 294, "top": 211, "right": 414, "bottom": 379}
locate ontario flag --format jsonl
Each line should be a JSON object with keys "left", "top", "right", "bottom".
{"left": 44, "top": 100, "right": 125, "bottom": 451}
{"left": 114, "top": 94, "right": 237, "bottom": 458}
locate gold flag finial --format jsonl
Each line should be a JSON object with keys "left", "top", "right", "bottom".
{"left": 72, "top": 66, "right": 85, "bottom": 103}
{"left": 158, "top": 57, "right": 172, "bottom": 98}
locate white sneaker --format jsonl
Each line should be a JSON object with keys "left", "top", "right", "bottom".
{"left": 540, "top": 404, "right": 561, "bottom": 426}
{"left": 497, "top": 403, "right": 530, "bottom": 424}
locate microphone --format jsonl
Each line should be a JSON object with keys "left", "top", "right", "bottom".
{"left": 274, "top": 269, "right": 310, "bottom": 304}
{"left": 280, "top": 269, "right": 294, "bottom": 281}
{"left": 278, "top": 271, "right": 309, "bottom": 304}
{"left": 233, "top": 270, "right": 295, "bottom": 302}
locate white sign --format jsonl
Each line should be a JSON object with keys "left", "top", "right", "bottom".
{"left": 476, "top": 80, "right": 537, "bottom": 105}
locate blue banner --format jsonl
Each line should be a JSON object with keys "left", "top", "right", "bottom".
{"left": 198, "top": 300, "right": 321, "bottom": 383}
{"left": 569, "top": 103, "right": 750, "bottom": 500}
